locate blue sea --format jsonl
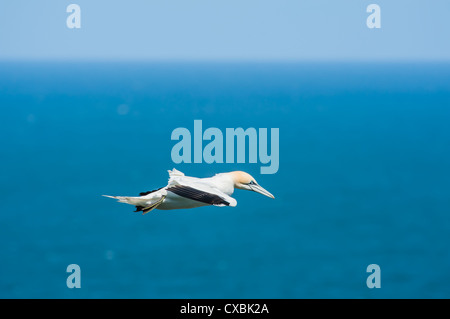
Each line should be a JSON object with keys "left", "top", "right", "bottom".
{"left": 0, "top": 62, "right": 449, "bottom": 298}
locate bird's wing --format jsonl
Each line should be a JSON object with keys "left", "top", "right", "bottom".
{"left": 167, "top": 168, "right": 187, "bottom": 186}
{"left": 167, "top": 184, "right": 237, "bottom": 207}
{"left": 167, "top": 168, "right": 202, "bottom": 187}
{"left": 168, "top": 168, "right": 184, "bottom": 177}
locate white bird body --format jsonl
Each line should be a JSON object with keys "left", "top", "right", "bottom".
{"left": 104, "top": 168, "right": 274, "bottom": 214}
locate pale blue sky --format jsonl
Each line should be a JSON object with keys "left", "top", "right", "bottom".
{"left": 0, "top": 0, "right": 449, "bottom": 61}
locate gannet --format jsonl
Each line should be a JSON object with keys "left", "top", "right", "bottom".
{"left": 103, "top": 168, "right": 274, "bottom": 214}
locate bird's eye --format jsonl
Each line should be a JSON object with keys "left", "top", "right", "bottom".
{"left": 249, "top": 180, "right": 256, "bottom": 185}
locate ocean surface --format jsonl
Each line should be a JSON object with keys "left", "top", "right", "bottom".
{"left": 0, "top": 62, "right": 449, "bottom": 298}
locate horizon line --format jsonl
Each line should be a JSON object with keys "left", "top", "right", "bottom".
{"left": 1, "top": 57, "right": 450, "bottom": 64}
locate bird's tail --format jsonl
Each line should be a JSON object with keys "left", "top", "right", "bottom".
{"left": 102, "top": 195, "right": 146, "bottom": 206}
{"left": 102, "top": 194, "right": 166, "bottom": 214}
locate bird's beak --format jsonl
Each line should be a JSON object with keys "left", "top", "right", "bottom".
{"left": 250, "top": 184, "right": 275, "bottom": 199}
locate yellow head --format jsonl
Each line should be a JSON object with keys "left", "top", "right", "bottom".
{"left": 228, "top": 171, "right": 275, "bottom": 199}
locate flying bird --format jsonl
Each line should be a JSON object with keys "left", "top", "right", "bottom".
{"left": 103, "top": 168, "right": 274, "bottom": 214}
